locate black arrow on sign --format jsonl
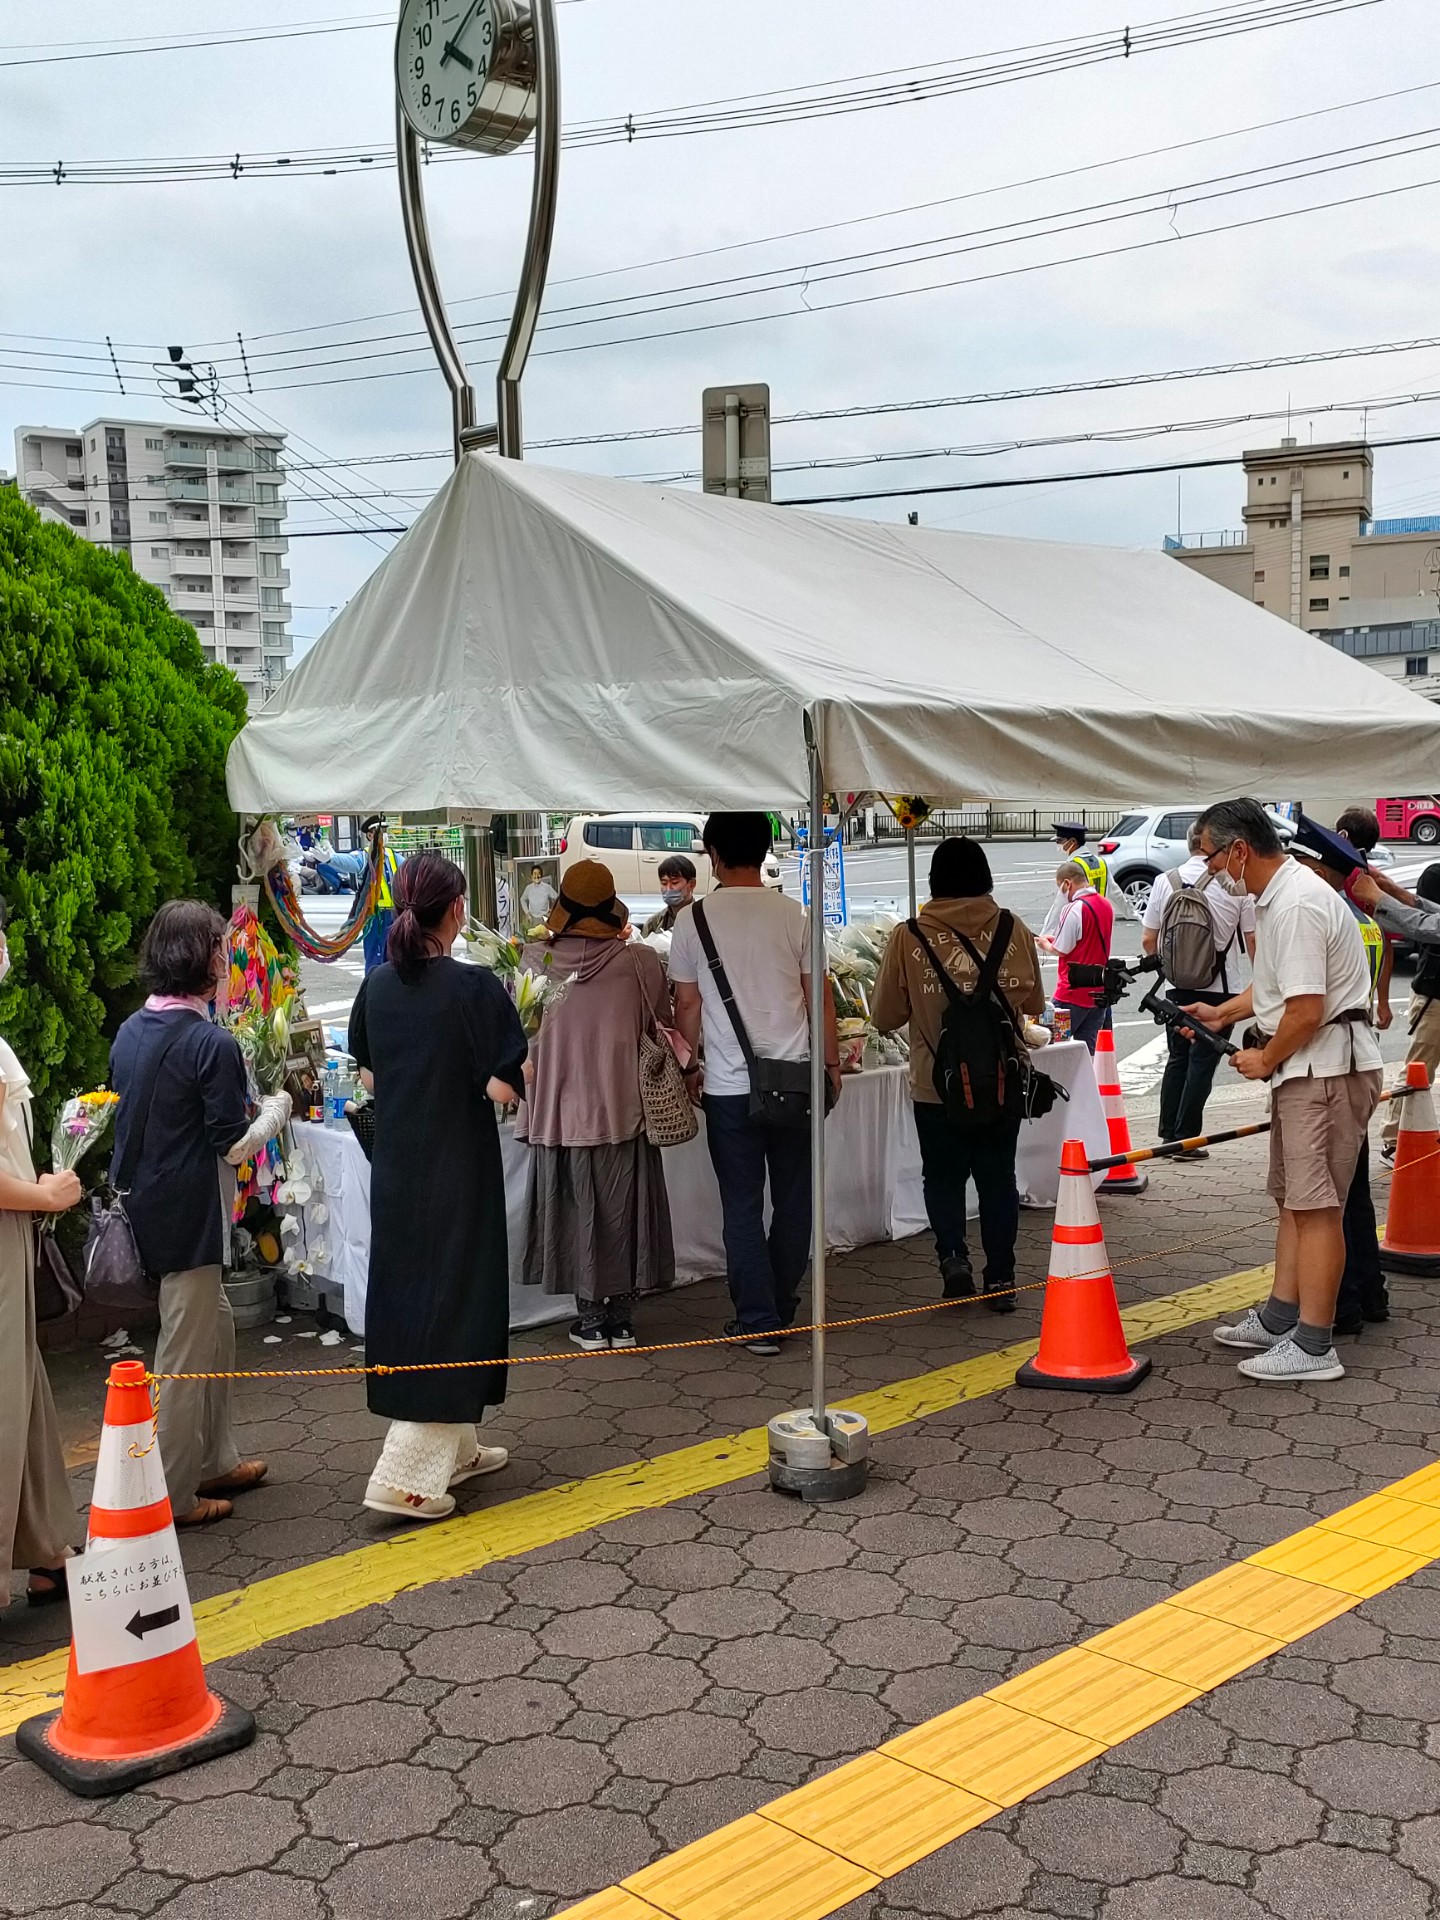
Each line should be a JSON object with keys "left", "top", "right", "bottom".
{"left": 125, "top": 1605, "right": 181, "bottom": 1640}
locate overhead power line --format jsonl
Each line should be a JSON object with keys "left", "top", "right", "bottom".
{"left": 3, "top": 130, "right": 1434, "bottom": 406}
{"left": 0, "top": 0, "right": 1385, "bottom": 184}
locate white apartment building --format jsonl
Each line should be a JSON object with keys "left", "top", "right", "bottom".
{"left": 14, "top": 417, "right": 293, "bottom": 704}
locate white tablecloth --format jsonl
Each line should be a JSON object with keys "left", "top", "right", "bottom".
{"left": 288, "top": 1041, "right": 1108, "bottom": 1336}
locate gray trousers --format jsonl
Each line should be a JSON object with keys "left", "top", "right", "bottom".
{"left": 155, "top": 1265, "right": 240, "bottom": 1514}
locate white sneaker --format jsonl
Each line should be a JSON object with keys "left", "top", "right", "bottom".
{"left": 1237, "top": 1337, "right": 1345, "bottom": 1383}
{"left": 449, "top": 1445, "right": 509, "bottom": 1488}
{"left": 1213, "top": 1307, "right": 1284, "bottom": 1351}
{"left": 362, "top": 1479, "right": 456, "bottom": 1521}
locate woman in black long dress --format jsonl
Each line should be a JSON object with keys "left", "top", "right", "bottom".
{"left": 348, "top": 854, "right": 526, "bottom": 1520}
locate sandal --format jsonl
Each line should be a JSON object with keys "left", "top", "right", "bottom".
{"left": 26, "top": 1563, "right": 69, "bottom": 1608}
{"left": 362, "top": 1479, "right": 455, "bottom": 1521}
{"left": 197, "top": 1459, "right": 267, "bottom": 1496}
{"left": 176, "top": 1495, "right": 233, "bottom": 1526}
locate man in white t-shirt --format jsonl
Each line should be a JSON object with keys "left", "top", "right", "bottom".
{"left": 1183, "top": 799, "right": 1382, "bottom": 1387}
{"left": 1141, "top": 823, "right": 1257, "bottom": 1147}
{"left": 670, "top": 812, "right": 840, "bottom": 1355}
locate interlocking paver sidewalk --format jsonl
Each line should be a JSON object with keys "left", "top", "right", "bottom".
{"left": 4, "top": 1134, "right": 1439, "bottom": 1918}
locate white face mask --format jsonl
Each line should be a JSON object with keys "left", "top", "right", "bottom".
{"left": 0, "top": 942, "right": 9, "bottom": 987}
{"left": 1216, "top": 848, "right": 1248, "bottom": 896}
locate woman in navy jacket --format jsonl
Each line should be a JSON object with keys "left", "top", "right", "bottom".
{"left": 110, "top": 901, "right": 288, "bottom": 1525}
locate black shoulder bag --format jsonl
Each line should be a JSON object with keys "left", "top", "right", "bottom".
{"left": 692, "top": 900, "right": 817, "bottom": 1130}
{"left": 83, "top": 1020, "right": 190, "bottom": 1314}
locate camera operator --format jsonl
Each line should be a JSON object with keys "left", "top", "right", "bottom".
{"left": 1141, "top": 823, "right": 1256, "bottom": 1153}
{"left": 1049, "top": 860, "right": 1114, "bottom": 1054}
{"left": 1182, "top": 799, "right": 1382, "bottom": 1387}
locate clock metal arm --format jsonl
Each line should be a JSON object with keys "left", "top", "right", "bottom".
{"left": 395, "top": 0, "right": 559, "bottom": 464}
{"left": 396, "top": 102, "right": 489, "bottom": 462}
{"left": 496, "top": 0, "right": 559, "bottom": 459}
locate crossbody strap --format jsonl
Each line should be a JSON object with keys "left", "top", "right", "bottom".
{"left": 114, "top": 1019, "right": 192, "bottom": 1195}
{"left": 691, "top": 900, "right": 762, "bottom": 1089}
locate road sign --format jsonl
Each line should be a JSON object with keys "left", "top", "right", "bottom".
{"left": 800, "top": 827, "right": 848, "bottom": 928}
{"left": 702, "top": 384, "right": 771, "bottom": 501}
{"left": 69, "top": 1529, "right": 197, "bottom": 1675}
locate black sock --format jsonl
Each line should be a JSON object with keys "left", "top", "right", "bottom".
{"left": 1257, "top": 1296, "right": 1299, "bottom": 1336}
{"left": 1293, "top": 1320, "right": 1333, "bottom": 1356}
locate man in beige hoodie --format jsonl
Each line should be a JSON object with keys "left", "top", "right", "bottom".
{"left": 873, "top": 838, "right": 1045, "bottom": 1310}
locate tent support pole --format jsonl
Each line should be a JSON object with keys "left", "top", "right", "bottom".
{"left": 766, "top": 720, "right": 869, "bottom": 1502}
{"left": 906, "top": 828, "right": 917, "bottom": 917}
{"left": 807, "top": 737, "right": 828, "bottom": 1427}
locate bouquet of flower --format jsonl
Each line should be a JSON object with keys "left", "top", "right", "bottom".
{"left": 513, "top": 966, "right": 572, "bottom": 1038}
{"left": 50, "top": 1090, "right": 120, "bottom": 1175}
{"left": 463, "top": 923, "right": 524, "bottom": 976}
{"left": 229, "top": 1001, "right": 293, "bottom": 1096}
{"left": 220, "top": 904, "right": 296, "bottom": 1216}
{"left": 465, "top": 923, "right": 571, "bottom": 1036}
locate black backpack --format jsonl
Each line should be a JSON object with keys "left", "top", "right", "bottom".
{"left": 908, "top": 913, "right": 1026, "bottom": 1130}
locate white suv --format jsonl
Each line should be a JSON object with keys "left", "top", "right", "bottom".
{"left": 1097, "top": 804, "right": 1390, "bottom": 911}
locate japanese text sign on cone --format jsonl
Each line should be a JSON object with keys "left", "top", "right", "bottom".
{"left": 1380, "top": 1061, "right": 1440, "bottom": 1277}
{"left": 16, "top": 1360, "right": 255, "bottom": 1796}
{"left": 1016, "top": 1138, "right": 1151, "bottom": 1394}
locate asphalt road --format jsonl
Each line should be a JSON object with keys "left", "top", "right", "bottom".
{"left": 295, "top": 838, "right": 1418, "bottom": 1110}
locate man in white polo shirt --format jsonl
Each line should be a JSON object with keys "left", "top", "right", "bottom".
{"left": 1182, "top": 797, "right": 1382, "bottom": 1385}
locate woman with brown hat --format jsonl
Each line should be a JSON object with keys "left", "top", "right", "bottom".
{"left": 520, "top": 860, "right": 676, "bottom": 1349}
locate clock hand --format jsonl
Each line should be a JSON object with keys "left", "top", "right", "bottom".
{"left": 439, "top": 0, "right": 480, "bottom": 66}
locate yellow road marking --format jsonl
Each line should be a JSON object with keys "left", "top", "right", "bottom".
{"left": 0, "top": 1263, "right": 1273, "bottom": 1736}
{"left": 560, "top": 1459, "right": 1440, "bottom": 1920}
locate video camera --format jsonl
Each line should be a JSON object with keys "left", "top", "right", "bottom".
{"left": 1066, "top": 955, "right": 1238, "bottom": 1056}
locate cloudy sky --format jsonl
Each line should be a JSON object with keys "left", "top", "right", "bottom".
{"left": 4, "top": 0, "right": 1440, "bottom": 658}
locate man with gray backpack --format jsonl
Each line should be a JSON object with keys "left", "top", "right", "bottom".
{"left": 1142, "top": 822, "right": 1257, "bottom": 1149}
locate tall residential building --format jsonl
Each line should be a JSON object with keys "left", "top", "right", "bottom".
{"left": 13, "top": 417, "right": 292, "bottom": 703}
{"left": 1165, "top": 438, "right": 1440, "bottom": 702}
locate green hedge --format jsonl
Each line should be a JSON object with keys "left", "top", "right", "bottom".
{"left": 0, "top": 489, "right": 247, "bottom": 1142}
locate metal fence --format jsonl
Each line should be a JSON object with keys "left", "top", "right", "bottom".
{"left": 867, "top": 805, "right": 1131, "bottom": 842}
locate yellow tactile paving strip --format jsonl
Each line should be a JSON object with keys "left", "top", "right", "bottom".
{"left": 559, "top": 1459, "right": 1440, "bottom": 1920}
{"left": 0, "top": 1264, "right": 1273, "bottom": 1736}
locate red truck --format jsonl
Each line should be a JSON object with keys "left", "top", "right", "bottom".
{"left": 1378, "top": 796, "right": 1440, "bottom": 845}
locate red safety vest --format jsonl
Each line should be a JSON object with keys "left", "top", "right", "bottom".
{"left": 1056, "top": 891, "right": 1114, "bottom": 1008}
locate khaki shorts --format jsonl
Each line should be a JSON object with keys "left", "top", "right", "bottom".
{"left": 1267, "top": 1069, "right": 1383, "bottom": 1211}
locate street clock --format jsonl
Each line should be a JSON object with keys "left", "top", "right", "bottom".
{"left": 395, "top": 0, "right": 538, "bottom": 156}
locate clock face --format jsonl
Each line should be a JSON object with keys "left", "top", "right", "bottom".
{"left": 396, "top": 0, "right": 500, "bottom": 143}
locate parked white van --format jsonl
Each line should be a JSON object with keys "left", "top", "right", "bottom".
{"left": 557, "top": 814, "right": 782, "bottom": 897}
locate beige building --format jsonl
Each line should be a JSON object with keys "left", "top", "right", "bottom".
{"left": 14, "top": 418, "right": 292, "bottom": 705}
{"left": 1166, "top": 438, "right": 1440, "bottom": 702}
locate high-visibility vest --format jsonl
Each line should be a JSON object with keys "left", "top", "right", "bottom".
{"left": 1073, "top": 851, "right": 1108, "bottom": 895}
{"left": 1357, "top": 912, "right": 1385, "bottom": 1013}
{"left": 376, "top": 848, "right": 399, "bottom": 913}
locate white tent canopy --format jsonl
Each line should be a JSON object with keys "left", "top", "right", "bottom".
{"left": 226, "top": 453, "right": 1440, "bottom": 816}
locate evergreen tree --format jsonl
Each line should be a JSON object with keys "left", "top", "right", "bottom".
{"left": 0, "top": 490, "right": 247, "bottom": 1136}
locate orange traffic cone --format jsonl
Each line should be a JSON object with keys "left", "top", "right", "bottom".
{"left": 1016, "top": 1139, "right": 1151, "bottom": 1393}
{"left": 16, "top": 1360, "right": 254, "bottom": 1796}
{"left": 1380, "top": 1061, "right": 1440, "bottom": 1277}
{"left": 1093, "top": 1025, "right": 1147, "bottom": 1193}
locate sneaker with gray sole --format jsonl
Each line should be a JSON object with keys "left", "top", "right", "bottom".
{"left": 1213, "top": 1307, "right": 1283, "bottom": 1351}
{"left": 1237, "top": 1337, "right": 1345, "bottom": 1383}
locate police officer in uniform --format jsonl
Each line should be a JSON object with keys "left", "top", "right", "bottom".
{"left": 1040, "top": 822, "right": 1130, "bottom": 938}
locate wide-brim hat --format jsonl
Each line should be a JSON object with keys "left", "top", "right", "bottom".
{"left": 546, "top": 859, "right": 631, "bottom": 939}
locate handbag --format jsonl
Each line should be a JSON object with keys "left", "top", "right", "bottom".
{"left": 345, "top": 1099, "right": 376, "bottom": 1160}
{"left": 83, "top": 1020, "right": 188, "bottom": 1316}
{"left": 631, "top": 951, "right": 698, "bottom": 1147}
{"left": 692, "top": 901, "right": 818, "bottom": 1131}
{"left": 33, "top": 1223, "right": 82, "bottom": 1322}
